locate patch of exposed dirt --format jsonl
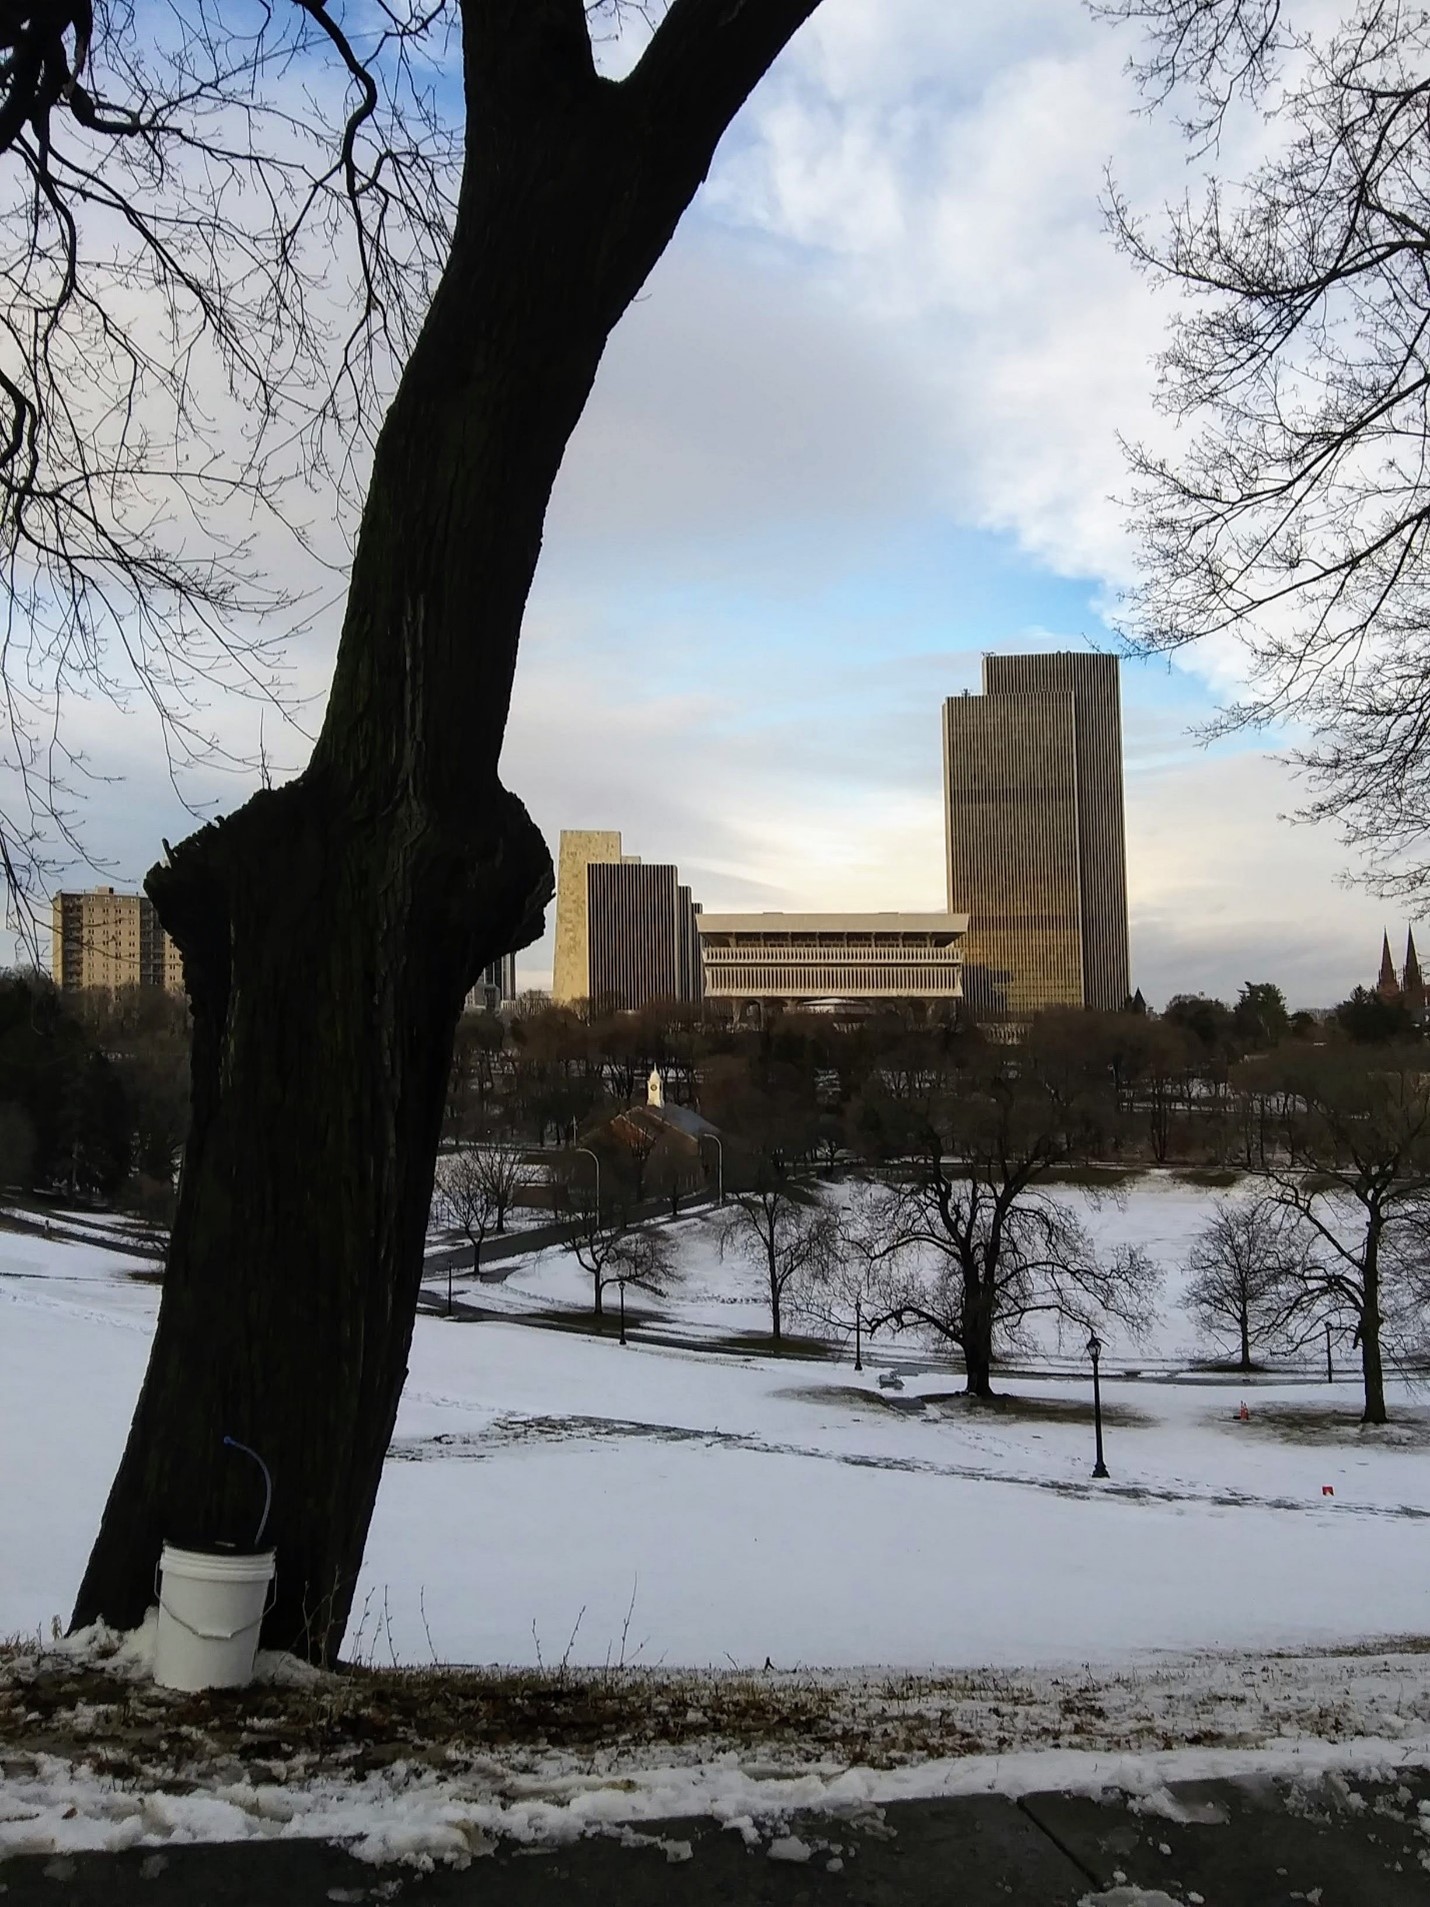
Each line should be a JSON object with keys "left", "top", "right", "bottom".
{"left": 1213, "top": 1403, "right": 1430, "bottom": 1450}
{"left": 709, "top": 1331, "right": 841, "bottom": 1360}
{"left": 920, "top": 1391, "right": 1154, "bottom": 1429}
{"left": 3, "top": 1638, "right": 1429, "bottom": 1791}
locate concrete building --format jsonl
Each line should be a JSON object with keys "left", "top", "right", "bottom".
{"left": 697, "top": 912, "right": 967, "bottom": 1019}
{"left": 552, "top": 830, "right": 629, "bottom": 1005}
{"left": 51, "top": 887, "right": 184, "bottom": 994}
{"left": 943, "top": 652, "right": 1130, "bottom": 1019}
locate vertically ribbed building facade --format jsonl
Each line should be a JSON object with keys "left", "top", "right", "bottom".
{"left": 552, "top": 828, "right": 703, "bottom": 1010}
{"left": 677, "top": 886, "right": 703, "bottom": 1004}
{"left": 943, "top": 652, "right": 1130, "bottom": 1018}
{"left": 587, "top": 861, "right": 703, "bottom": 1011}
{"left": 51, "top": 887, "right": 184, "bottom": 994}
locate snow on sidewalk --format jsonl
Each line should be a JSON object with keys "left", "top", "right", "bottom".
{"left": 9, "top": 1731, "right": 1430, "bottom": 1871}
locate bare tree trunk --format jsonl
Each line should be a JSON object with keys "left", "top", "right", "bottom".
{"left": 72, "top": 775, "right": 549, "bottom": 1653}
{"left": 1361, "top": 1325, "right": 1387, "bottom": 1424}
{"left": 1361, "top": 1232, "right": 1387, "bottom": 1424}
{"left": 73, "top": 0, "right": 825, "bottom": 1659}
{"left": 767, "top": 1226, "right": 782, "bottom": 1342}
{"left": 963, "top": 1280, "right": 995, "bottom": 1397}
{"left": 963, "top": 1338, "right": 994, "bottom": 1398}
{"left": 1239, "top": 1307, "right": 1251, "bottom": 1374}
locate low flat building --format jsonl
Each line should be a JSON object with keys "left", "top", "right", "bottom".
{"left": 697, "top": 912, "right": 967, "bottom": 1019}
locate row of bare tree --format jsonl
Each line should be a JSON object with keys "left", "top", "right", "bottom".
{"left": 507, "top": 1034, "right": 1430, "bottom": 1426}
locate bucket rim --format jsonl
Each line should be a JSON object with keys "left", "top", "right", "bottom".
{"left": 160, "top": 1540, "right": 276, "bottom": 1577}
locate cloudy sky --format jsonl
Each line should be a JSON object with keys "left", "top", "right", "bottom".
{"left": 42, "top": 0, "right": 1398, "bottom": 1009}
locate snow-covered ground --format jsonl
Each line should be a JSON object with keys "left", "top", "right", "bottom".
{"left": 3, "top": 1175, "right": 1425, "bottom": 1672}
{"left": 464, "top": 1173, "right": 1225, "bottom": 1364}
{"left": 4, "top": 1178, "right": 1430, "bottom": 1869}
{"left": 6, "top": 1630, "right": 1430, "bottom": 1869}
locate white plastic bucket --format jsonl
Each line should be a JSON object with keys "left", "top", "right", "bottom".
{"left": 153, "top": 1543, "right": 276, "bottom": 1691}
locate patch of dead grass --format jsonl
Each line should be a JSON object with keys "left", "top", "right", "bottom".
{"left": 4, "top": 1639, "right": 1428, "bottom": 1788}
{"left": 783, "top": 1386, "right": 1152, "bottom": 1428}
{"left": 1215, "top": 1403, "right": 1430, "bottom": 1449}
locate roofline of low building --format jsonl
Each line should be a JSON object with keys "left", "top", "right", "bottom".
{"left": 697, "top": 912, "right": 970, "bottom": 934}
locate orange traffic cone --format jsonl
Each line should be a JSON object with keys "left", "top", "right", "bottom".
{"left": 1238, "top": 1401, "right": 1250, "bottom": 1422}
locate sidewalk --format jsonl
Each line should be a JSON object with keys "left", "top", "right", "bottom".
{"left": 5, "top": 1769, "right": 1428, "bottom": 1905}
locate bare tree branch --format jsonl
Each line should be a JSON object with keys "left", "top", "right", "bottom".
{"left": 1106, "top": 1, "right": 1430, "bottom": 897}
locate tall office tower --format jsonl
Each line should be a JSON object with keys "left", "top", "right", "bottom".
{"left": 587, "top": 862, "right": 704, "bottom": 1011}
{"left": 51, "top": 887, "right": 185, "bottom": 994}
{"left": 552, "top": 830, "right": 627, "bottom": 1004}
{"left": 943, "top": 652, "right": 1130, "bottom": 1018}
{"left": 677, "top": 888, "right": 705, "bottom": 1005}
{"left": 465, "top": 952, "right": 517, "bottom": 1014}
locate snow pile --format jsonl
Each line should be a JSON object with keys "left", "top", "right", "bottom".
{"left": 39, "top": 1610, "right": 322, "bottom": 1690}
{"left": 4, "top": 1730, "right": 1430, "bottom": 1869}
{"left": 43, "top": 1612, "right": 157, "bottom": 1680}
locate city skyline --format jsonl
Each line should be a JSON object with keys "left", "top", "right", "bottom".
{"left": 7, "top": 3, "right": 1403, "bottom": 1011}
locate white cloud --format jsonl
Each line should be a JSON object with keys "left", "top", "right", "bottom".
{"left": 705, "top": 1, "right": 1276, "bottom": 620}
{"left": 546, "top": 236, "right": 940, "bottom": 557}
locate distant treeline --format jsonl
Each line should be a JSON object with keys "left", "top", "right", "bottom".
{"left": 0, "top": 972, "right": 188, "bottom": 1217}
{"left": 444, "top": 979, "right": 1408, "bottom": 1170}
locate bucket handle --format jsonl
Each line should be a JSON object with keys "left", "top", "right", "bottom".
{"left": 153, "top": 1565, "right": 278, "bottom": 1638}
{"left": 156, "top": 1589, "right": 274, "bottom": 1645}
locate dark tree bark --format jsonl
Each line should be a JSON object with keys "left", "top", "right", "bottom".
{"left": 962, "top": 1283, "right": 995, "bottom": 1398}
{"left": 1360, "top": 1226, "right": 1387, "bottom": 1427}
{"left": 72, "top": 0, "right": 824, "bottom": 1661}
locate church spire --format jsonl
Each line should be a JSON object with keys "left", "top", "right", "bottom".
{"left": 1378, "top": 931, "right": 1400, "bottom": 1000}
{"left": 1405, "top": 929, "right": 1425, "bottom": 1015}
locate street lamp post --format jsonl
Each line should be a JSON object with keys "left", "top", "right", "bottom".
{"left": 573, "top": 1145, "right": 601, "bottom": 1223}
{"left": 618, "top": 1276, "right": 628, "bottom": 1347}
{"left": 705, "top": 1133, "right": 724, "bottom": 1207}
{"left": 854, "top": 1297, "right": 863, "bottom": 1373}
{"left": 1087, "top": 1328, "right": 1109, "bottom": 1479}
{"left": 1325, "top": 1321, "right": 1334, "bottom": 1384}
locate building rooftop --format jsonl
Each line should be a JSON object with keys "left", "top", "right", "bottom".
{"left": 698, "top": 912, "right": 969, "bottom": 935}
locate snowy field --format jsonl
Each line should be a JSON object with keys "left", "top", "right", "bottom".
{"left": 3, "top": 1173, "right": 1427, "bottom": 1675}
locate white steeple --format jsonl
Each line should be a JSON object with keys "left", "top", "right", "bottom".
{"left": 647, "top": 1066, "right": 665, "bottom": 1109}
